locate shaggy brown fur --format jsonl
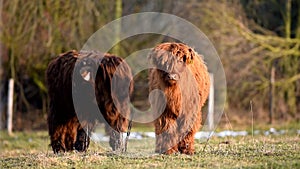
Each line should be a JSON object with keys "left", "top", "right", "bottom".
{"left": 46, "top": 50, "right": 133, "bottom": 153}
{"left": 148, "top": 42, "right": 210, "bottom": 155}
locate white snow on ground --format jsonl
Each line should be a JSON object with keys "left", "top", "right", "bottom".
{"left": 215, "top": 130, "right": 248, "bottom": 137}
{"left": 91, "top": 133, "right": 109, "bottom": 142}
{"left": 90, "top": 128, "right": 299, "bottom": 142}
{"left": 143, "top": 132, "right": 156, "bottom": 138}
{"left": 194, "top": 131, "right": 213, "bottom": 139}
{"left": 264, "top": 128, "right": 286, "bottom": 135}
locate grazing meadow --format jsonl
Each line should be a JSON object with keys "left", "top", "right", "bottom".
{"left": 1, "top": 123, "right": 299, "bottom": 169}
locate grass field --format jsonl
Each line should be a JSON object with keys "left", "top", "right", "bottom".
{"left": 1, "top": 127, "right": 299, "bottom": 169}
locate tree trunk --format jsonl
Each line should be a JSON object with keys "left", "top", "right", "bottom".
{"left": 113, "top": 0, "right": 122, "bottom": 56}
{"left": 269, "top": 63, "right": 275, "bottom": 124}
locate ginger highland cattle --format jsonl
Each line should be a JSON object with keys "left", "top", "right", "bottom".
{"left": 148, "top": 42, "right": 210, "bottom": 155}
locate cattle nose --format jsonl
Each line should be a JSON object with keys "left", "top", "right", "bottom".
{"left": 168, "top": 73, "right": 179, "bottom": 81}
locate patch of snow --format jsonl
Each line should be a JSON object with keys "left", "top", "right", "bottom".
{"left": 128, "top": 132, "right": 143, "bottom": 140}
{"left": 91, "top": 133, "right": 109, "bottom": 142}
{"left": 264, "top": 128, "right": 286, "bottom": 135}
{"left": 254, "top": 130, "right": 260, "bottom": 135}
{"left": 194, "top": 131, "right": 213, "bottom": 139}
{"left": 269, "top": 128, "right": 276, "bottom": 133}
{"left": 215, "top": 130, "right": 248, "bottom": 137}
{"left": 278, "top": 130, "right": 286, "bottom": 135}
{"left": 144, "top": 132, "right": 156, "bottom": 138}
{"left": 90, "top": 128, "right": 298, "bottom": 142}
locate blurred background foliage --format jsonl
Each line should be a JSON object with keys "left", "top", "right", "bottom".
{"left": 0, "top": 0, "right": 299, "bottom": 130}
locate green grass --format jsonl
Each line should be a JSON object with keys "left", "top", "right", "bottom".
{"left": 0, "top": 130, "right": 299, "bottom": 169}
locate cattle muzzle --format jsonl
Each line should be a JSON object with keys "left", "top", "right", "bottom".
{"left": 167, "top": 73, "right": 179, "bottom": 81}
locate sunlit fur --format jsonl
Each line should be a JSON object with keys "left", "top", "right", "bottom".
{"left": 46, "top": 50, "right": 133, "bottom": 153}
{"left": 148, "top": 43, "right": 210, "bottom": 155}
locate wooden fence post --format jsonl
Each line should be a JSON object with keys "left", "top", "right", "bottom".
{"left": 7, "top": 78, "right": 14, "bottom": 135}
{"left": 269, "top": 64, "right": 275, "bottom": 124}
{"left": 208, "top": 73, "right": 214, "bottom": 130}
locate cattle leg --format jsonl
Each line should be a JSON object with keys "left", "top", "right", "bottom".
{"left": 74, "top": 128, "right": 90, "bottom": 152}
{"left": 74, "top": 122, "right": 93, "bottom": 152}
{"left": 50, "top": 125, "right": 67, "bottom": 153}
{"left": 178, "top": 131, "right": 196, "bottom": 155}
{"left": 178, "top": 114, "right": 201, "bottom": 155}
{"left": 105, "top": 124, "right": 123, "bottom": 151}
{"left": 110, "top": 130, "right": 123, "bottom": 151}
{"left": 155, "top": 118, "right": 179, "bottom": 154}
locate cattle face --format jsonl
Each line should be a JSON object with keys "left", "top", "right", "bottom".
{"left": 148, "top": 43, "right": 195, "bottom": 86}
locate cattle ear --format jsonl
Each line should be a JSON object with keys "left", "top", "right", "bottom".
{"left": 148, "top": 49, "right": 158, "bottom": 66}
{"left": 78, "top": 58, "right": 96, "bottom": 84}
{"left": 80, "top": 67, "right": 93, "bottom": 82}
{"left": 187, "top": 48, "right": 195, "bottom": 64}
{"left": 147, "top": 51, "right": 153, "bottom": 64}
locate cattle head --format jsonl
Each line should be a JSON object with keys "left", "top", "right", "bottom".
{"left": 148, "top": 43, "right": 195, "bottom": 85}
{"left": 78, "top": 58, "right": 96, "bottom": 83}
{"left": 74, "top": 51, "right": 101, "bottom": 85}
